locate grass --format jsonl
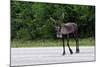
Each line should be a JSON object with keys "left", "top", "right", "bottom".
{"left": 11, "top": 38, "right": 95, "bottom": 48}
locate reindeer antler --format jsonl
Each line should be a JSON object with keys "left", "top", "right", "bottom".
{"left": 50, "top": 17, "right": 57, "bottom": 25}
{"left": 62, "top": 12, "right": 65, "bottom": 20}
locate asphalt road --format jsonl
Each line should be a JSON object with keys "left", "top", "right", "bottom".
{"left": 11, "top": 46, "right": 95, "bottom": 66}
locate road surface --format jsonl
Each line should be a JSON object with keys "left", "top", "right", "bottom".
{"left": 11, "top": 46, "right": 95, "bottom": 66}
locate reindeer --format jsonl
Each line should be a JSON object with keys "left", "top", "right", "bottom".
{"left": 50, "top": 14, "right": 80, "bottom": 55}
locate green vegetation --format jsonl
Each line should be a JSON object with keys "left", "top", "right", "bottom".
{"left": 11, "top": 1, "right": 95, "bottom": 47}
{"left": 11, "top": 38, "right": 95, "bottom": 48}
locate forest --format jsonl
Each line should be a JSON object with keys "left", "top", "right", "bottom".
{"left": 11, "top": 1, "right": 95, "bottom": 47}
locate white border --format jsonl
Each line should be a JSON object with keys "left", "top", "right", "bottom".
{"left": 0, "top": 0, "right": 10, "bottom": 67}
{"left": 20, "top": 0, "right": 95, "bottom": 6}
{"left": 0, "top": 0, "right": 98, "bottom": 67}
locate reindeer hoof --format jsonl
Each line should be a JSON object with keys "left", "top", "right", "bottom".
{"left": 70, "top": 51, "right": 73, "bottom": 54}
{"left": 76, "top": 49, "right": 80, "bottom": 53}
{"left": 69, "top": 49, "right": 73, "bottom": 54}
{"left": 76, "top": 51, "right": 80, "bottom": 53}
{"left": 62, "top": 52, "right": 66, "bottom": 56}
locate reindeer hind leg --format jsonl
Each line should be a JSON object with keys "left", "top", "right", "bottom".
{"left": 74, "top": 31, "right": 80, "bottom": 53}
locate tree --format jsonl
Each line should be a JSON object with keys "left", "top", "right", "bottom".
{"left": 11, "top": 1, "right": 95, "bottom": 40}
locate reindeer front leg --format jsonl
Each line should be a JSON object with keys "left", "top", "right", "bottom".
{"left": 67, "top": 34, "right": 73, "bottom": 54}
{"left": 62, "top": 35, "right": 66, "bottom": 55}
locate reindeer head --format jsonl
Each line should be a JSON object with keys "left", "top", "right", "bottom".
{"left": 50, "top": 17, "right": 63, "bottom": 38}
{"left": 50, "top": 13, "right": 65, "bottom": 38}
{"left": 55, "top": 25, "right": 62, "bottom": 38}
